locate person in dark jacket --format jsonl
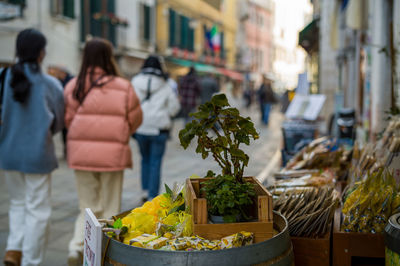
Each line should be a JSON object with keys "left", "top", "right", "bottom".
{"left": 48, "top": 65, "right": 73, "bottom": 158}
{"left": 257, "top": 76, "right": 276, "bottom": 125}
{"left": 178, "top": 67, "right": 201, "bottom": 124}
{"left": 200, "top": 73, "right": 219, "bottom": 104}
{"left": 0, "top": 28, "right": 64, "bottom": 266}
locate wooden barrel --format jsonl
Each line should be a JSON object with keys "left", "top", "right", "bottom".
{"left": 102, "top": 211, "right": 293, "bottom": 266}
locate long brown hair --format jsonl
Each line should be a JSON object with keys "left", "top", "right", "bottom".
{"left": 73, "top": 37, "right": 120, "bottom": 104}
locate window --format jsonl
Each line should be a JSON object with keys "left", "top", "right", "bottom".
{"left": 169, "top": 9, "right": 176, "bottom": 47}
{"left": 80, "top": 0, "right": 116, "bottom": 46}
{"left": 168, "top": 9, "right": 194, "bottom": 51}
{"left": 140, "top": 3, "right": 151, "bottom": 42}
{"left": 7, "top": 0, "right": 25, "bottom": 6}
{"left": 220, "top": 31, "right": 224, "bottom": 59}
{"left": 50, "top": 0, "right": 74, "bottom": 19}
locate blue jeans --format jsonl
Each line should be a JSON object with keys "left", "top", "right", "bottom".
{"left": 135, "top": 132, "right": 168, "bottom": 198}
{"left": 262, "top": 103, "right": 271, "bottom": 125}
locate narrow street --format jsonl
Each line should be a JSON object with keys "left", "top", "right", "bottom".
{"left": 0, "top": 105, "right": 283, "bottom": 265}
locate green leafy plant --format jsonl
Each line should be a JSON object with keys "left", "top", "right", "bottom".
{"left": 179, "top": 94, "right": 259, "bottom": 222}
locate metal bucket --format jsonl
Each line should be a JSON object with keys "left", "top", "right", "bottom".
{"left": 102, "top": 211, "right": 293, "bottom": 266}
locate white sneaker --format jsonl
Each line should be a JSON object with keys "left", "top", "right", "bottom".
{"left": 68, "top": 250, "right": 82, "bottom": 266}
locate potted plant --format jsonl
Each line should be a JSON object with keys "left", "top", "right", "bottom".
{"left": 179, "top": 94, "right": 260, "bottom": 223}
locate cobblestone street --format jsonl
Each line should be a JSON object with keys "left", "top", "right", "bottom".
{"left": 0, "top": 105, "right": 283, "bottom": 265}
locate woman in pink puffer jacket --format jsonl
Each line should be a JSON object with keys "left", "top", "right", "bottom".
{"left": 64, "top": 38, "right": 142, "bottom": 264}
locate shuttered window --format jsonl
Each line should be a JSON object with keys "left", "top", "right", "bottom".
{"left": 143, "top": 4, "right": 151, "bottom": 41}
{"left": 63, "top": 0, "right": 74, "bottom": 18}
{"left": 188, "top": 27, "right": 194, "bottom": 52}
{"left": 50, "top": 0, "right": 74, "bottom": 18}
{"left": 220, "top": 31, "right": 225, "bottom": 59}
{"left": 80, "top": 0, "right": 116, "bottom": 46}
{"left": 169, "top": 9, "right": 176, "bottom": 47}
{"left": 169, "top": 9, "right": 194, "bottom": 51}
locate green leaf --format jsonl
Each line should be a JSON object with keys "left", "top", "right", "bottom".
{"left": 168, "top": 203, "right": 185, "bottom": 215}
{"left": 223, "top": 214, "right": 237, "bottom": 223}
{"left": 192, "top": 110, "right": 210, "bottom": 119}
{"left": 211, "top": 94, "right": 229, "bottom": 107}
{"left": 113, "top": 218, "right": 122, "bottom": 229}
{"left": 165, "top": 184, "right": 173, "bottom": 197}
{"left": 230, "top": 148, "right": 246, "bottom": 159}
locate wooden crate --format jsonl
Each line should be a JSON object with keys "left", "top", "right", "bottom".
{"left": 186, "top": 177, "right": 273, "bottom": 243}
{"left": 332, "top": 207, "right": 385, "bottom": 266}
{"left": 291, "top": 232, "right": 330, "bottom": 266}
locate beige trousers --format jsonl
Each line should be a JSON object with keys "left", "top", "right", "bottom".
{"left": 68, "top": 170, "right": 123, "bottom": 253}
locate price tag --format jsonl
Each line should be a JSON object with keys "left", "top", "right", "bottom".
{"left": 83, "top": 208, "right": 102, "bottom": 266}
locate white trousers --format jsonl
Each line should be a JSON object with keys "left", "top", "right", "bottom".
{"left": 4, "top": 170, "right": 52, "bottom": 266}
{"left": 68, "top": 170, "right": 123, "bottom": 253}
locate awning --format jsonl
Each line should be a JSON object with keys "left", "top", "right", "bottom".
{"left": 166, "top": 57, "right": 243, "bottom": 80}
{"left": 299, "top": 18, "right": 319, "bottom": 54}
{"left": 167, "top": 58, "right": 216, "bottom": 74}
{"left": 217, "top": 68, "right": 244, "bottom": 81}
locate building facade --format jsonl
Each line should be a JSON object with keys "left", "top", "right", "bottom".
{"left": 155, "top": 0, "right": 239, "bottom": 78}
{"left": 235, "top": 0, "right": 274, "bottom": 89}
{"left": 272, "top": 0, "right": 312, "bottom": 92}
{"left": 0, "top": 0, "right": 157, "bottom": 77}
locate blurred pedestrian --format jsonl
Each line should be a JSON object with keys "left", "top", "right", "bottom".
{"left": 131, "top": 55, "right": 180, "bottom": 201}
{"left": 257, "top": 76, "right": 276, "bottom": 125}
{"left": 64, "top": 38, "right": 142, "bottom": 265}
{"left": 178, "top": 67, "right": 201, "bottom": 124}
{"left": 166, "top": 72, "right": 178, "bottom": 95}
{"left": 48, "top": 65, "right": 74, "bottom": 158}
{"left": 280, "top": 89, "right": 291, "bottom": 113}
{"left": 0, "top": 28, "right": 64, "bottom": 266}
{"left": 200, "top": 73, "right": 219, "bottom": 104}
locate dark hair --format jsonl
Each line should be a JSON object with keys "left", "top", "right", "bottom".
{"left": 11, "top": 28, "right": 46, "bottom": 103}
{"left": 188, "top": 66, "right": 196, "bottom": 76}
{"left": 73, "top": 38, "right": 120, "bottom": 104}
{"left": 140, "top": 55, "right": 167, "bottom": 80}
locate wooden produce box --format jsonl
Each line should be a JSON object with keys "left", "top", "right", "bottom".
{"left": 332, "top": 207, "right": 385, "bottom": 266}
{"left": 186, "top": 177, "right": 273, "bottom": 243}
{"left": 291, "top": 232, "right": 330, "bottom": 266}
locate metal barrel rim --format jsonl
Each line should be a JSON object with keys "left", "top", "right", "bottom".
{"left": 102, "top": 211, "right": 293, "bottom": 266}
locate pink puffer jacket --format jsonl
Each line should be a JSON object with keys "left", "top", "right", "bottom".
{"left": 64, "top": 68, "right": 142, "bottom": 172}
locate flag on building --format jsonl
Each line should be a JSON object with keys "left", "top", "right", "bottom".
{"left": 206, "top": 25, "right": 221, "bottom": 52}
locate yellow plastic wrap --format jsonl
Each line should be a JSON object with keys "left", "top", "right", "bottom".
{"left": 342, "top": 169, "right": 399, "bottom": 233}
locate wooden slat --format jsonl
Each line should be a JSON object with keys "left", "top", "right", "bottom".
{"left": 257, "top": 195, "right": 269, "bottom": 222}
{"left": 196, "top": 198, "right": 208, "bottom": 224}
{"left": 194, "top": 221, "right": 273, "bottom": 243}
{"left": 192, "top": 180, "right": 200, "bottom": 196}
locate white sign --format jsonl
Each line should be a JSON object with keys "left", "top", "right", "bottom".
{"left": 83, "top": 208, "right": 102, "bottom": 266}
{"left": 296, "top": 72, "right": 309, "bottom": 95}
{"left": 285, "top": 94, "right": 326, "bottom": 121}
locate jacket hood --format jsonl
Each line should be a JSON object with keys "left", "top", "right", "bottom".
{"left": 133, "top": 73, "right": 166, "bottom": 94}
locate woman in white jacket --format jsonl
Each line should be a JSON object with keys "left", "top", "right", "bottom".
{"left": 132, "top": 55, "right": 180, "bottom": 201}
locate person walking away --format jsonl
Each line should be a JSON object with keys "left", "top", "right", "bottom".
{"left": 0, "top": 28, "right": 64, "bottom": 266}
{"left": 257, "top": 76, "right": 276, "bottom": 125}
{"left": 48, "top": 65, "right": 73, "bottom": 158}
{"left": 166, "top": 72, "right": 178, "bottom": 95}
{"left": 178, "top": 67, "right": 201, "bottom": 124}
{"left": 131, "top": 55, "right": 180, "bottom": 201}
{"left": 64, "top": 38, "right": 142, "bottom": 265}
{"left": 200, "top": 73, "right": 219, "bottom": 104}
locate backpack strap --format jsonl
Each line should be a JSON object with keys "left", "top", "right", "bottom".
{"left": 0, "top": 67, "right": 8, "bottom": 125}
